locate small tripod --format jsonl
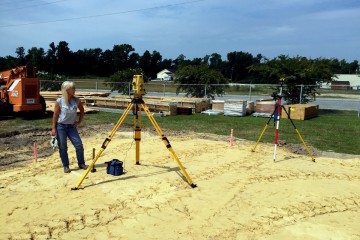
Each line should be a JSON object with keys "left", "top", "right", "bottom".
{"left": 252, "top": 80, "right": 315, "bottom": 162}
{"left": 72, "top": 75, "right": 197, "bottom": 190}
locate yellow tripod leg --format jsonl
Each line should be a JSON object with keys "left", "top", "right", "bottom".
{"left": 295, "top": 129, "right": 316, "bottom": 162}
{"left": 140, "top": 103, "right": 197, "bottom": 188}
{"left": 134, "top": 103, "right": 142, "bottom": 164}
{"left": 252, "top": 111, "right": 275, "bottom": 152}
{"left": 71, "top": 103, "right": 133, "bottom": 190}
{"left": 281, "top": 105, "right": 315, "bottom": 162}
{"left": 252, "top": 124, "right": 268, "bottom": 152}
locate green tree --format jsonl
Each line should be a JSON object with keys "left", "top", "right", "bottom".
{"left": 38, "top": 71, "right": 66, "bottom": 91}
{"left": 74, "top": 48, "right": 103, "bottom": 76}
{"left": 45, "top": 42, "right": 57, "bottom": 73}
{"left": 0, "top": 56, "right": 18, "bottom": 70}
{"left": 227, "top": 51, "right": 255, "bottom": 82}
{"left": 139, "top": 50, "right": 163, "bottom": 79}
{"left": 173, "top": 54, "right": 191, "bottom": 69}
{"left": 112, "top": 44, "right": 139, "bottom": 71}
{"left": 107, "top": 68, "right": 144, "bottom": 95}
{"left": 250, "top": 55, "right": 334, "bottom": 103}
{"left": 175, "top": 64, "right": 228, "bottom": 98}
{"left": 209, "top": 53, "right": 223, "bottom": 70}
{"left": 16, "top": 47, "right": 26, "bottom": 65}
{"left": 56, "top": 41, "right": 73, "bottom": 75}
{"left": 139, "top": 50, "right": 152, "bottom": 77}
{"left": 99, "top": 49, "right": 114, "bottom": 76}
{"left": 26, "top": 47, "right": 45, "bottom": 69}
{"left": 159, "top": 58, "right": 173, "bottom": 72}
{"left": 149, "top": 51, "right": 162, "bottom": 79}
{"left": 343, "top": 60, "right": 359, "bottom": 73}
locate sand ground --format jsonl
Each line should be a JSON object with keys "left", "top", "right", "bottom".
{"left": 0, "top": 125, "right": 359, "bottom": 240}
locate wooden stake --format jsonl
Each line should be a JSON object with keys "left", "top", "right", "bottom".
{"left": 33, "top": 143, "right": 38, "bottom": 163}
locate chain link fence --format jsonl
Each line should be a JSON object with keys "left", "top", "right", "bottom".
{"left": 40, "top": 80, "right": 360, "bottom": 111}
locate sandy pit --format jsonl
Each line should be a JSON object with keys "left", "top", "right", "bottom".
{"left": 0, "top": 124, "right": 359, "bottom": 239}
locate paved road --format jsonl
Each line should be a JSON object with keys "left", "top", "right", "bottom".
{"left": 311, "top": 98, "right": 360, "bottom": 111}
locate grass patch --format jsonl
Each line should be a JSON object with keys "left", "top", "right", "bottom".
{"left": 1, "top": 110, "right": 359, "bottom": 155}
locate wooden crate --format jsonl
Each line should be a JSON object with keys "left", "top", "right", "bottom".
{"left": 212, "top": 100, "right": 224, "bottom": 111}
{"left": 281, "top": 104, "right": 319, "bottom": 120}
{"left": 255, "top": 100, "right": 275, "bottom": 113}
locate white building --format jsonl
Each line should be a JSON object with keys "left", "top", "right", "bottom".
{"left": 320, "top": 74, "right": 360, "bottom": 90}
{"left": 156, "top": 69, "right": 175, "bottom": 81}
{"left": 333, "top": 74, "right": 360, "bottom": 90}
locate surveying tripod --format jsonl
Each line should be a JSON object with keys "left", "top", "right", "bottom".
{"left": 72, "top": 75, "right": 197, "bottom": 190}
{"left": 251, "top": 80, "right": 315, "bottom": 162}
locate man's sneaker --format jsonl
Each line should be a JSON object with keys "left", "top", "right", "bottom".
{"left": 79, "top": 164, "right": 88, "bottom": 170}
{"left": 64, "top": 167, "right": 71, "bottom": 173}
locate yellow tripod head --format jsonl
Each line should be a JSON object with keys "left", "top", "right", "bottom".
{"left": 132, "top": 75, "right": 145, "bottom": 98}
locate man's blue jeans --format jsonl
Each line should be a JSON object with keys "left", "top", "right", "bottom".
{"left": 56, "top": 123, "right": 85, "bottom": 168}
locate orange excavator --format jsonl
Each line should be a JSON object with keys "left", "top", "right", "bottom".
{"left": 0, "top": 66, "right": 45, "bottom": 116}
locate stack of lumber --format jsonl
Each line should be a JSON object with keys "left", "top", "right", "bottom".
{"left": 41, "top": 91, "right": 109, "bottom": 113}
{"left": 281, "top": 104, "right": 319, "bottom": 120}
{"left": 83, "top": 95, "right": 178, "bottom": 116}
{"left": 42, "top": 92, "right": 211, "bottom": 116}
{"left": 83, "top": 95, "right": 211, "bottom": 116}
{"left": 45, "top": 101, "right": 98, "bottom": 113}
{"left": 142, "top": 96, "right": 210, "bottom": 113}
{"left": 84, "top": 96, "right": 131, "bottom": 108}
{"left": 145, "top": 101, "right": 178, "bottom": 116}
{"left": 40, "top": 91, "right": 110, "bottom": 102}
{"left": 224, "top": 99, "right": 247, "bottom": 117}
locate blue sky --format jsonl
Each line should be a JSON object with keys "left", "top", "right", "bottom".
{"left": 0, "top": 0, "right": 359, "bottom": 62}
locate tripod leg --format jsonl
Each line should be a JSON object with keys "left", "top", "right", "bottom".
{"left": 251, "top": 111, "right": 275, "bottom": 152}
{"left": 135, "top": 126, "right": 141, "bottom": 164}
{"left": 140, "top": 103, "right": 197, "bottom": 188}
{"left": 273, "top": 102, "right": 281, "bottom": 162}
{"left": 71, "top": 103, "right": 134, "bottom": 190}
{"left": 134, "top": 104, "right": 141, "bottom": 164}
{"left": 281, "top": 106, "right": 315, "bottom": 162}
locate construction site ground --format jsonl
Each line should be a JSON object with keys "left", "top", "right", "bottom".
{"left": 0, "top": 121, "right": 359, "bottom": 239}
